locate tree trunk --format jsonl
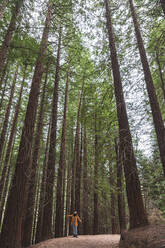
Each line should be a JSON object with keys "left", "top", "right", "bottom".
{"left": 82, "top": 126, "right": 89, "bottom": 235}
{"left": 0, "top": 0, "right": 24, "bottom": 76}
{"left": 0, "top": 65, "right": 26, "bottom": 221}
{"left": 128, "top": 0, "right": 165, "bottom": 177}
{"left": 22, "top": 64, "right": 49, "bottom": 247}
{"left": 0, "top": 2, "right": 52, "bottom": 247}
{"left": 109, "top": 161, "right": 119, "bottom": 234}
{"left": 155, "top": 51, "right": 165, "bottom": 102}
{"left": 0, "top": 69, "right": 9, "bottom": 112}
{"left": 115, "top": 139, "right": 126, "bottom": 231}
{"left": 74, "top": 93, "right": 82, "bottom": 215}
{"left": 0, "top": 65, "right": 18, "bottom": 162}
{"left": 93, "top": 113, "right": 99, "bottom": 234}
{"left": 35, "top": 120, "right": 51, "bottom": 244}
{"left": 42, "top": 27, "right": 62, "bottom": 241}
{"left": 104, "top": 0, "right": 148, "bottom": 229}
{"left": 160, "top": 0, "right": 165, "bottom": 15}
{"left": 55, "top": 64, "right": 70, "bottom": 237}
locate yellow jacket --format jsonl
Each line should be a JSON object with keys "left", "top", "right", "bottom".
{"left": 68, "top": 214, "right": 82, "bottom": 226}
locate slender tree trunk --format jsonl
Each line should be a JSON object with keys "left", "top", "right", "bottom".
{"left": 65, "top": 128, "right": 73, "bottom": 236}
{"left": 35, "top": 120, "right": 51, "bottom": 244}
{"left": 160, "top": 0, "right": 165, "bottom": 15}
{"left": 82, "top": 126, "right": 89, "bottom": 235}
{"left": 93, "top": 113, "right": 99, "bottom": 234}
{"left": 104, "top": 0, "right": 148, "bottom": 229}
{"left": 128, "top": 0, "right": 165, "bottom": 176}
{"left": 74, "top": 93, "right": 82, "bottom": 215}
{"left": 22, "top": 64, "right": 49, "bottom": 247}
{"left": 42, "top": 27, "right": 62, "bottom": 241}
{"left": 115, "top": 139, "right": 126, "bottom": 231}
{"left": 109, "top": 161, "right": 119, "bottom": 234}
{"left": 0, "top": 3, "right": 52, "bottom": 247}
{"left": 0, "top": 65, "right": 18, "bottom": 162}
{"left": 0, "top": 65, "right": 26, "bottom": 220}
{"left": 0, "top": 0, "right": 24, "bottom": 76}
{"left": 0, "top": 0, "right": 9, "bottom": 20}
{"left": 0, "top": 70, "right": 9, "bottom": 112}
{"left": 155, "top": 51, "right": 165, "bottom": 102}
{"left": 55, "top": 64, "right": 70, "bottom": 237}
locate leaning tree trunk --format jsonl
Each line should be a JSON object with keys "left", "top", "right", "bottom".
{"left": 0, "top": 65, "right": 26, "bottom": 221}
{"left": 160, "top": 0, "right": 165, "bottom": 15}
{"left": 155, "top": 51, "right": 165, "bottom": 102}
{"left": 128, "top": 0, "right": 165, "bottom": 177}
{"left": 104, "top": 0, "right": 148, "bottom": 229}
{"left": 0, "top": 2, "right": 52, "bottom": 247}
{"left": 0, "top": 0, "right": 24, "bottom": 76}
{"left": 22, "top": 64, "right": 49, "bottom": 247}
{"left": 0, "top": 65, "right": 18, "bottom": 163}
{"left": 42, "top": 27, "right": 62, "bottom": 241}
{"left": 55, "top": 64, "right": 70, "bottom": 238}
{"left": 93, "top": 112, "right": 99, "bottom": 234}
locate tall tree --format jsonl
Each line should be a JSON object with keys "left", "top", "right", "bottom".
{"left": 0, "top": 65, "right": 18, "bottom": 162}
{"left": 42, "top": 26, "right": 62, "bottom": 240}
{"left": 0, "top": 65, "right": 26, "bottom": 222}
{"left": 128, "top": 0, "right": 165, "bottom": 176}
{"left": 0, "top": 0, "right": 24, "bottom": 76}
{"left": 104, "top": 0, "right": 148, "bottom": 229}
{"left": 0, "top": 2, "right": 52, "bottom": 246}
{"left": 93, "top": 112, "right": 99, "bottom": 234}
{"left": 55, "top": 64, "right": 70, "bottom": 237}
{"left": 22, "top": 64, "right": 49, "bottom": 247}
{"left": 82, "top": 126, "right": 89, "bottom": 234}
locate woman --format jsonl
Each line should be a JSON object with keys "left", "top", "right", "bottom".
{"left": 67, "top": 211, "right": 82, "bottom": 237}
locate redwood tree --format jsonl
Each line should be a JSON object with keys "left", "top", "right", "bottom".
{"left": 0, "top": 2, "right": 52, "bottom": 246}
{"left": 42, "top": 26, "right": 62, "bottom": 241}
{"left": 55, "top": 64, "right": 70, "bottom": 237}
{"left": 128, "top": 0, "right": 165, "bottom": 176}
{"left": 104, "top": 0, "right": 148, "bottom": 229}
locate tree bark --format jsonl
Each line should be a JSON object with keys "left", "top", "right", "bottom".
{"left": 42, "top": 27, "right": 62, "bottom": 241}
{"left": 104, "top": 0, "right": 148, "bottom": 229}
{"left": 0, "top": 0, "right": 24, "bottom": 76}
{"left": 55, "top": 64, "right": 70, "bottom": 237}
{"left": 0, "top": 65, "right": 26, "bottom": 222}
{"left": 22, "top": 64, "right": 49, "bottom": 247}
{"left": 128, "top": 0, "right": 165, "bottom": 177}
{"left": 0, "top": 2, "right": 52, "bottom": 247}
{"left": 0, "top": 65, "right": 18, "bottom": 162}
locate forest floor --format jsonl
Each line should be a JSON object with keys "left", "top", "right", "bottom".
{"left": 29, "top": 234, "right": 120, "bottom": 248}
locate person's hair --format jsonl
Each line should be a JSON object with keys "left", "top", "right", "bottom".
{"left": 73, "top": 211, "right": 77, "bottom": 216}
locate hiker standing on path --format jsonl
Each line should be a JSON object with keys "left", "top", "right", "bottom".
{"left": 67, "top": 211, "right": 82, "bottom": 237}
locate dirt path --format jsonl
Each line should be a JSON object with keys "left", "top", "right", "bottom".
{"left": 29, "top": 235, "right": 120, "bottom": 248}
